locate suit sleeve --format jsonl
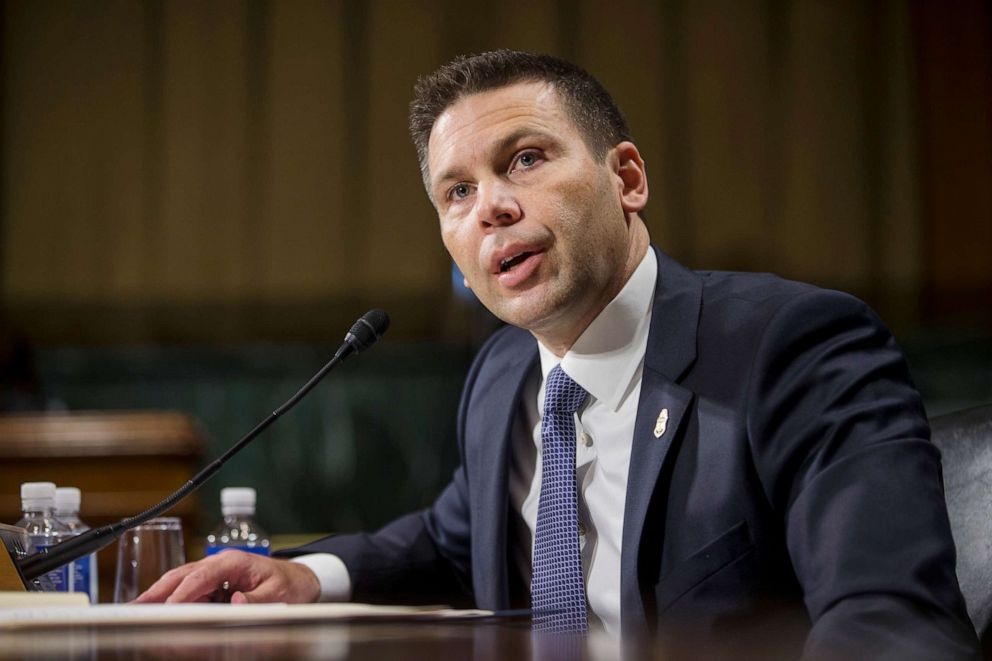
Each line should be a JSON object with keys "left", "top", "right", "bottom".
{"left": 276, "top": 471, "right": 474, "bottom": 605}
{"left": 274, "top": 333, "right": 503, "bottom": 606}
{"left": 745, "top": 289, "right": 978, "bottom": 659}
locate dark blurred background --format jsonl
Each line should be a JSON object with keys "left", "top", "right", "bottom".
{"left": 1, "top": 0, "right": 990, "bottom": 539}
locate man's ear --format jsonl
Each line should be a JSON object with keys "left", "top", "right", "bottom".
{"left": 611, "top": 141, "right": 649, "bottom": 214}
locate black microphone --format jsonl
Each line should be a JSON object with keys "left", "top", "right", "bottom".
{"left": 338, "top": 308, "right": 389, "bottom": 358}
{"left": 16, "top": 309, "right": 390, "bottom": 582}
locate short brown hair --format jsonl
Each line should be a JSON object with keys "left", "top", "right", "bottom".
{"left": 409, "top": 50, "right": 633, "bottom": 189}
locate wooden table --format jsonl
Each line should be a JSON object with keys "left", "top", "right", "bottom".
{"left": 0, "top": 615, "right": 814, "bottom": 660}
{"left": 0, "top": 619, "right": 537, "bottom": 660}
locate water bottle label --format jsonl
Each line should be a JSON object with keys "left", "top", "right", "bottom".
{"left": 205, "top": 545, "right": 271, "bottom": 557}
{"left": 34, "top": 545, "right": 71, "bottom": 592}
{"left": 70, "top": 554, "right": 98, "bottom": 602}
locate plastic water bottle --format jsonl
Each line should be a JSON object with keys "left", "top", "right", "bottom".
{"left": 16, "top": 482, "right": 72, "bottom": 592}
{"left": 55, "top": 487, "right": 99, "bottom": 603}
{"left": 205, "top": 487, "right": 270, "bottom": 556}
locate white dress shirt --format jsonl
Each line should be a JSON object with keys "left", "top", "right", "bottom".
{"left": 296, "top": 249, "right": 657, "bottom": 638}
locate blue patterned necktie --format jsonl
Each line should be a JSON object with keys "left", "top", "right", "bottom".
{"left": 531, "top": 364, "right": 589, "bottom": 632}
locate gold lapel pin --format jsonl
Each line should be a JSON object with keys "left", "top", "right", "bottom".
{"left": 654, "top": 408, "right": 669, "bottom": 438}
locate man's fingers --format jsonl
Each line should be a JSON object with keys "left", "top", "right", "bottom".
{"left": 165, "top": 555, "right": 243, "bottom": 604}
{"left": 235, "top": 579, "right": 293, "bottom": 604}
{"left": 133, "top": 563, "right": 199, "bottom": 603}
{"left": 133, "top": 552, "right": 310, "bottom": 605}
{"left": 229, "top": 562, "right": 318, "bottom": 604}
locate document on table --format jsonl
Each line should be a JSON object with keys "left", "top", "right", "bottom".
{"left": 0, "top": 601, "right": 494, "bottom": 630}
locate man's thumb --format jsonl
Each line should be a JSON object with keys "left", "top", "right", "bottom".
{"left": 230, "top": 590, "right": 254, "bottom": 604}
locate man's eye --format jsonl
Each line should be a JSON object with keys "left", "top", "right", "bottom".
{"left": 449, "top": 184, "right": 471, "bottom": 200}
{"left": 514, "top": 152, "right": 540, "bottom": 170}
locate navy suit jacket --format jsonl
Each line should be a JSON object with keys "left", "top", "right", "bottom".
{"left": 286, "top": 248, "right": 977, "bottom": 658}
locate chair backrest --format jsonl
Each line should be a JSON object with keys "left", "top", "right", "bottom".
{"left": 930, "top": 404, "right": 992, "bottom": 638}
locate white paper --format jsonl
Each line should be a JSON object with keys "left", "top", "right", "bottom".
{"left": 0, "top": 601, "right": 492, "bottom": 630}
{"left": 0, "top": 592, "right": 90, "bottom": 608}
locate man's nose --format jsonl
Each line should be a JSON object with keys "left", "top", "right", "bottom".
{"left": 475, "top": 181, "right": 521, "bottom": 229}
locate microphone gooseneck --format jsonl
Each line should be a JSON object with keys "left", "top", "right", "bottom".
{"left": 17, "top": 309, "right": 391, "bottom": 582}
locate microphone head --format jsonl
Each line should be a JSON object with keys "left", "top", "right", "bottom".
{"left": 344, "top": 309, "right": 390, "bottom": 353}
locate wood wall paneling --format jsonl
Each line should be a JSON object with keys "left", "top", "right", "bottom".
{"left": 157, "top": 1, "right": 251, "bottom": 302}
{"left": 915, "top": 0, "right": 992, "bottom": 320}
{"left": 872, "top": 0, "right": 921, "bottom": 325}
{"left": 683, "top": 0, "right": 773, "bottom": 273}
{"left": 779, "top": 2, "right": 872, "bottom": 291}
{"left": 265, "top": 0, "right": 348, "bottom": 300}
{"left": 493, "top": 0, "right": 559, "bottom": 55}
{"left": 2, "top": 1, "right": 989, "bottom": 343}
{"left": 365, "top": 0, "right": 445, "bottom": 300}
{"left": 3, "top": 1, "right": 147, "bottom": 303}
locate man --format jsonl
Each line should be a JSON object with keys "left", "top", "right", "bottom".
{"left": 138, "top": 50, "right": 978, "bottom": 657}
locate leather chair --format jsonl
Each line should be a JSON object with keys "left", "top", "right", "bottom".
{"left": 930, "top": 404, "right": 992, "bottom": 648}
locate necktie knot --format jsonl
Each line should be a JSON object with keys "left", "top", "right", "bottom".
{"left": 544, "top": 365, "right": 587, "bottom": 416}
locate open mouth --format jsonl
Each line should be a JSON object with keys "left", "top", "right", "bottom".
{"left": 499, "top": 252, "right": 534, "bottom": 273}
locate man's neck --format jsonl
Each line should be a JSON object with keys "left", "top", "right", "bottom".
{"left": 533, "top": 220, "right": 650, "bottom": 357}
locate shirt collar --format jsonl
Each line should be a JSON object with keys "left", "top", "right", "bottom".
{"left": 537, "top": 248, "right": 657, "bottom": 412}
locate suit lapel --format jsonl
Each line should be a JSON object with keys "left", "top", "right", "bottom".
{"left": 471, "top": 335, "right": 538, "bottom": 610}
{"left": 620, "top": 248, "right": 703, "bottom": 632}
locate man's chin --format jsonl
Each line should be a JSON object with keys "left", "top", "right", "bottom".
{"left": 483, "top": 302, "right": 539, "bottom": 331}
{"left": 487, "top": 302, "right": 564, "bottom": 336}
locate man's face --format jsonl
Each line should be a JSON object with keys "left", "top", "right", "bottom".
{"left": 427, "top": 82, "right": 634, "bottom": 341}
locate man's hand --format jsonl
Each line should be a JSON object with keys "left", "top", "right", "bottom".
{"left": 133, "top": 550, "right": 321, "bottom": 604}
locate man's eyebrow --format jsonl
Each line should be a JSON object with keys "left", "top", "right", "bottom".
{"left": 492, "top": 127, "right": 557, "bottom": 157}
{"left": 433, "top": 164, "right": 467, "bottom": 192}
{"left": 433, "top": 128, "right": 558, "bottom": 191}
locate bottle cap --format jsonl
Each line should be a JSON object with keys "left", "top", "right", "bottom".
{"left": 55, "top": 487, "right": 82, "bottom": 515}
{"left": 21, "top": 482, "right": 57, "bottom": 510}
{"left": 220, "top": 487, "right": 256, "bottom": 516}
